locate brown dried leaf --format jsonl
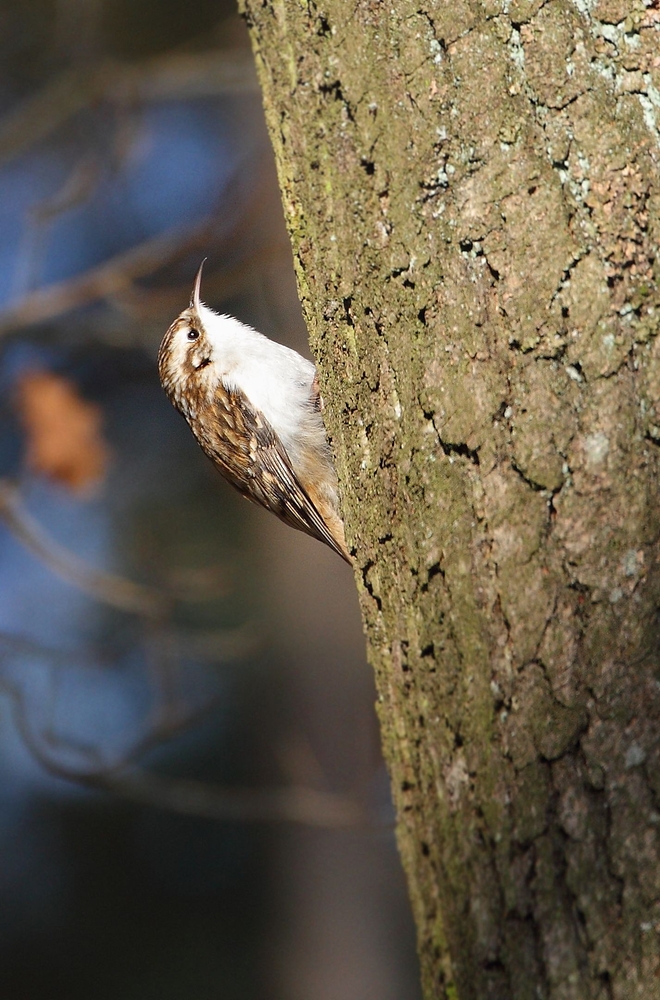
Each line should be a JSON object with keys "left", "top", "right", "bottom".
{"left": 15, "top": 369, "right": 109, "bottom": 494}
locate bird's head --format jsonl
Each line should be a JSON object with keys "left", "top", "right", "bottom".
{"left": 157, "top": 260, "right": 218, "bottom": 409}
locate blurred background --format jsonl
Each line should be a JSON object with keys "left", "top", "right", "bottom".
{"left": 0, "top": 1, "right": 420, "bottom": 997}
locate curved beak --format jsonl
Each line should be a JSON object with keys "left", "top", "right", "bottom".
{"left": 190, "top": 258, "right": 207, "bottom": 311}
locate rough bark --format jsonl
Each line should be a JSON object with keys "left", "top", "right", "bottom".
{"left": 239, "top": 1, "right": 660, "bottom": 996}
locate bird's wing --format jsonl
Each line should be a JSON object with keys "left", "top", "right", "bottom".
{"left": 196, "top": 382, "right": 347, "bottom": 560}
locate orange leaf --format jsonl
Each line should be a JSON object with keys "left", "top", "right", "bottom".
{"left": 15, "top": 369, "right": 110, "bottom": 494}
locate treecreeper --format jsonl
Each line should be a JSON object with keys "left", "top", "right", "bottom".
{"left": 158, "top": 262, "right": 350, "bottom": 563}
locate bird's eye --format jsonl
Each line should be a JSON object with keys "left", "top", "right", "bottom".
{"left": 187, "top": 328, "right": 200, "bottom": 342}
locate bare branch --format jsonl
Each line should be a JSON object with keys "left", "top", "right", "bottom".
{"left": 0, "top": 663, "right": 371, "bottom": 829}
{"left": 0, "top": 162, "right": 288, "bottom": 338}
{"left": 0, "top": 50, "right": 258, "bottom": 170}
{"left": 96, "top": 768, "right": 371, "bottom": 828}
{"left": 0, "top": 219, "right": 213, "bottom": 337}
{"left": 0, "top": 480, "right": 167, "bottom": 617}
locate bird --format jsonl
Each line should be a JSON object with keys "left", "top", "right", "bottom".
{"left": 157, "top": 261, "right": 351, "bottom": 563}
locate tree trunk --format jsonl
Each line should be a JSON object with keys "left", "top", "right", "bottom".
{"left": 240, "top": 1, "right": 660, "bottom": 996}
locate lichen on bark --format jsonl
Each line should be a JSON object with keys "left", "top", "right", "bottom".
{"left": 240, "top": 0, "right": 660, "bottom": 996}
